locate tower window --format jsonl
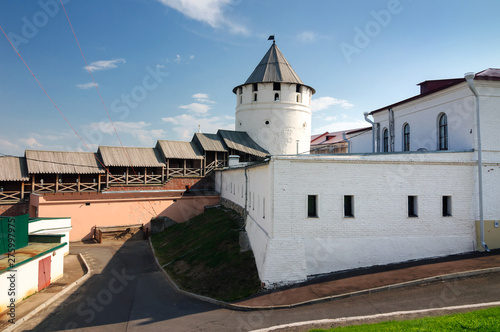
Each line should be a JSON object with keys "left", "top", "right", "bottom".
{"left": 253, "top": 93, "right": 257, "bottom": 102}
{"left": 438, "top": 113, "right": 448, "bottom": 150}
{"left": 273, "top": 82, "right": 281, "bottom": 91}
{"left": 296, "top": 94, "right": 301, "bottom": 103}
{"left": 274, "top": 93, "right": 280, "bottom": 101}
{"left": 252, "top": 83, "right": 258, "bottom": 92}
{"left": 238, "top": 87, "right": 242, "bottom": 95}
{"left": 239, "top": 95, "right": 242, "bottom": 104}
{"left": 296, "top": 84, "right": 302, "bottom": 93}
{"left": 408, "top": 196, "right": 418, "bottom": 217}
{"left": 264, "top": 120, "right": 270, "bottom": 125}
{"left": 442, "top": 196, "right": 452, "bottom": 217}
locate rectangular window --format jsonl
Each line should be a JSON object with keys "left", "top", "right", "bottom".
{"left": 273, "top": 82, "right": 281, "bottom": 91}
{"left": 408, "top": 196, "right": 418, "bottom": 217}
{"left": 442, "top": 196, "right": 452, "bottom": 217}
{"left": 252, "top": 83, "right": 258, "bottom": 92}
{"left": 307, "top": 195, "right": 318, "bottom": 218}
{"left": 344, "top": 195, "right": 354, "bottom": 217}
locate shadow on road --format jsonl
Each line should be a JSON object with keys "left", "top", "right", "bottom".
{"left": 30, "top": 234, "right": 220, "bottom": 331}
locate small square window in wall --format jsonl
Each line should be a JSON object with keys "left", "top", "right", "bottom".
{"left": 442, "top": 196, "right": 452, "bottom": 217}
{"left": 308, "top": 195, "right": 318, "bottom": 218}
{"left": 344, "top": 195, "right": 354, "bottom": 218}
{"left": 408, "top": 196, "right": 418, "bottom": 217}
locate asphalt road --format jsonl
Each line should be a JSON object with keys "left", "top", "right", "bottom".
{"left": 18, "top": 239, "right": 500, "bottom": 332}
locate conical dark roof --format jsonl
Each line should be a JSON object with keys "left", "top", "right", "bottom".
{"left": 233, "top": 42, "right": 315, "bottom": 93}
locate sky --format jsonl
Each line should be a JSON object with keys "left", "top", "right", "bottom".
{"left": 1, "top": 0, "right": 500, "bottom": 157}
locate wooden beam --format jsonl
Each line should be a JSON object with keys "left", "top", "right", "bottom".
{"left": 183, "top": 159, "right": 186, "bottom": 176}
{"left": 98, "top": 174, "right": 101, "bottom": 192}
{"left": 55, "top": 174, "right": 59, "bottom": 192}
{"left": 106, "top": 171, "right": 109, "bottom": 189}
{"left": 161, "top": 166, "right": 165, "bottom": 183}
{"left": 126, "top": 168, "right": 129, "bottom": 185}
{"left": 144, "top": 167, "right": 147, "bottom": 184}
{"left": 31, "top": 175, "right": 35, "bottom": 193}
{"left": 21, "top": 181, "right": 24, "bottom": 200}
{"left": 77, "top": 174, "right": 81, "bottom": 192}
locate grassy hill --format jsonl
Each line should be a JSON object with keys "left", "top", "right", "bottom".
{"left": 151, "top": 207, "right": 261, "bottom": 302}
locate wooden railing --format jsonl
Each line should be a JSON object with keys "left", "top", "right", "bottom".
{"left": 58, "top": 183, "right": 78, "bottom": 192}
{"left": 205, "top": 160, "right": 226, "bottom": 173}
{"left": 145, "top": 174, "right": 162, "bottom": 184}
{"left": 80, "top": 183, "right": 99, "bottom": 192}
{"left": 0, "top": 191, "right": 23, "bottom": 203}
{"left": 34, "top": 183, "right": 56, "bottom": 193}
{"left": 167, "top": 168, "right": 203, "bottom": 177}
{"left": 109, "top": 175, "right": 126, "bottom": 184}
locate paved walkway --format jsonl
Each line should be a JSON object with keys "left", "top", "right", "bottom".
{"left": 236, "top": 252, "right": 500, "bottom": 307}
{"left": 2, "top": 241, "right": 500, "bottom": 331}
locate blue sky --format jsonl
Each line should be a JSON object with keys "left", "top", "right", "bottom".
{"left": 1, "top": 0, "right": 500, "bottom": 156}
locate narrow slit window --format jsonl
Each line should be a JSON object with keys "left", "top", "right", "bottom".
{"left": 263, "top": 197, "right": 265, "bottom": 219}
{"left": 253, "top": 93, "right": 258, "bottom": 102}
{"left": 308, "top": 195, "right": 318, "bottom": 218}
{"left": 408, "top": 196, "right": 418, "bottom": 217}
{"left": 344, "top": 195, "right": 354, "bottom": 217}
{"left": 442, "top": 196, "right": 452, "bottom": 217}
{"left": 439, "top": 113, "right": 448, "bottom": 150}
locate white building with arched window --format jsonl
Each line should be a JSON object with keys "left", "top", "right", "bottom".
{"left": 216, "top": 42, "right": 500, "bottom": 287}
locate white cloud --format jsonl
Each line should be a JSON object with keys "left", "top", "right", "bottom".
{"left": 85, "top": 121, "right": 167, "bottom": 146}
{"left": 311, "top": 96, "right": 354, "bottom": 112}
{"left": 84, "top": 59, "right": 126, "bottom": 72}
{"left": 297, "top": 31, "right": 316, "bottom": 43}
{"left": 76, "top": 82, "right": 98, "bottom": 90}
{"left": 157, "top": 0, "right": 248, "bottom": 35}
{"left": 179, "top": 103, "right": 212, "bottom": 115}
{"left": 19, "top": 137, "right": 43, "bottom": 148}
{"left": 192, "top": 93, "right": 215, "bottom": 103}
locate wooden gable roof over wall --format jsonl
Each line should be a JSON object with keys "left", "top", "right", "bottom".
{"left": 217, "top": 130, "right": 269, "bottom": 158}
{"left": 0, "top": 156, "right": 29, "bottom": 181}
{"left": 156, "top": 140, "right": 204, "bottom": 160}
{"left": 192, "top": 133, "right": 227, "bottom": 153}
{"left": 25, "top": 150, "right": 105, "bottom": 174}
{"left": 98, "top": 146, "right": 165, "bottom": 167}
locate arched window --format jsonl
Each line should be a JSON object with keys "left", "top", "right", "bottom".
{"left": 383, "top": 128, "right": 389, "bottom": 152}
{"left": 296, "top": 94, "right": 301, "bottom": 103}
{"left": 274, "top": 93, "right": 280, "bottom": 101}
{"left": 438, "top": 113, "right": 448, "bottom": 150}
{"left": 403, "top": 123, "right": 410, "bottom": 151}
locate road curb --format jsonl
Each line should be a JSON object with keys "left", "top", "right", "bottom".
{"left": 4, "top": 253, "right": 92, "bottom": 332}
{"left": 148, "top": 237, "right": 500, "bottom": 311}
{"left": 250, "top": 301, "right": 500, "bottom": 332}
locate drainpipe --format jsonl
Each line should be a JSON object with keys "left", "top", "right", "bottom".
{"left": 244, "top": 167, "right": 248, "bottom": 227}
{"left": 364, "top": 112, "right": 375, "bottom": 153}
{"left": 342, "top": 132, "right": 351, "bottom": 153}
{"left": 465, "top": 72, "right": 489, "bottom": 252}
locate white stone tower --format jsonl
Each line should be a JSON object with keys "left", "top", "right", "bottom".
{"left": 233, "top": 41, "right": 315, "bottom": 155}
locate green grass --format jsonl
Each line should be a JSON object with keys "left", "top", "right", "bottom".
{"left": 311, "top": 306, "right": 500, "bottom": 331}
{"left": 151, "top": 207, "right": 261, "bottom": 302}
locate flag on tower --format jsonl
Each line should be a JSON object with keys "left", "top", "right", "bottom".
{"left": 268, "top": 35, "right": 275, "bottom": 41}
